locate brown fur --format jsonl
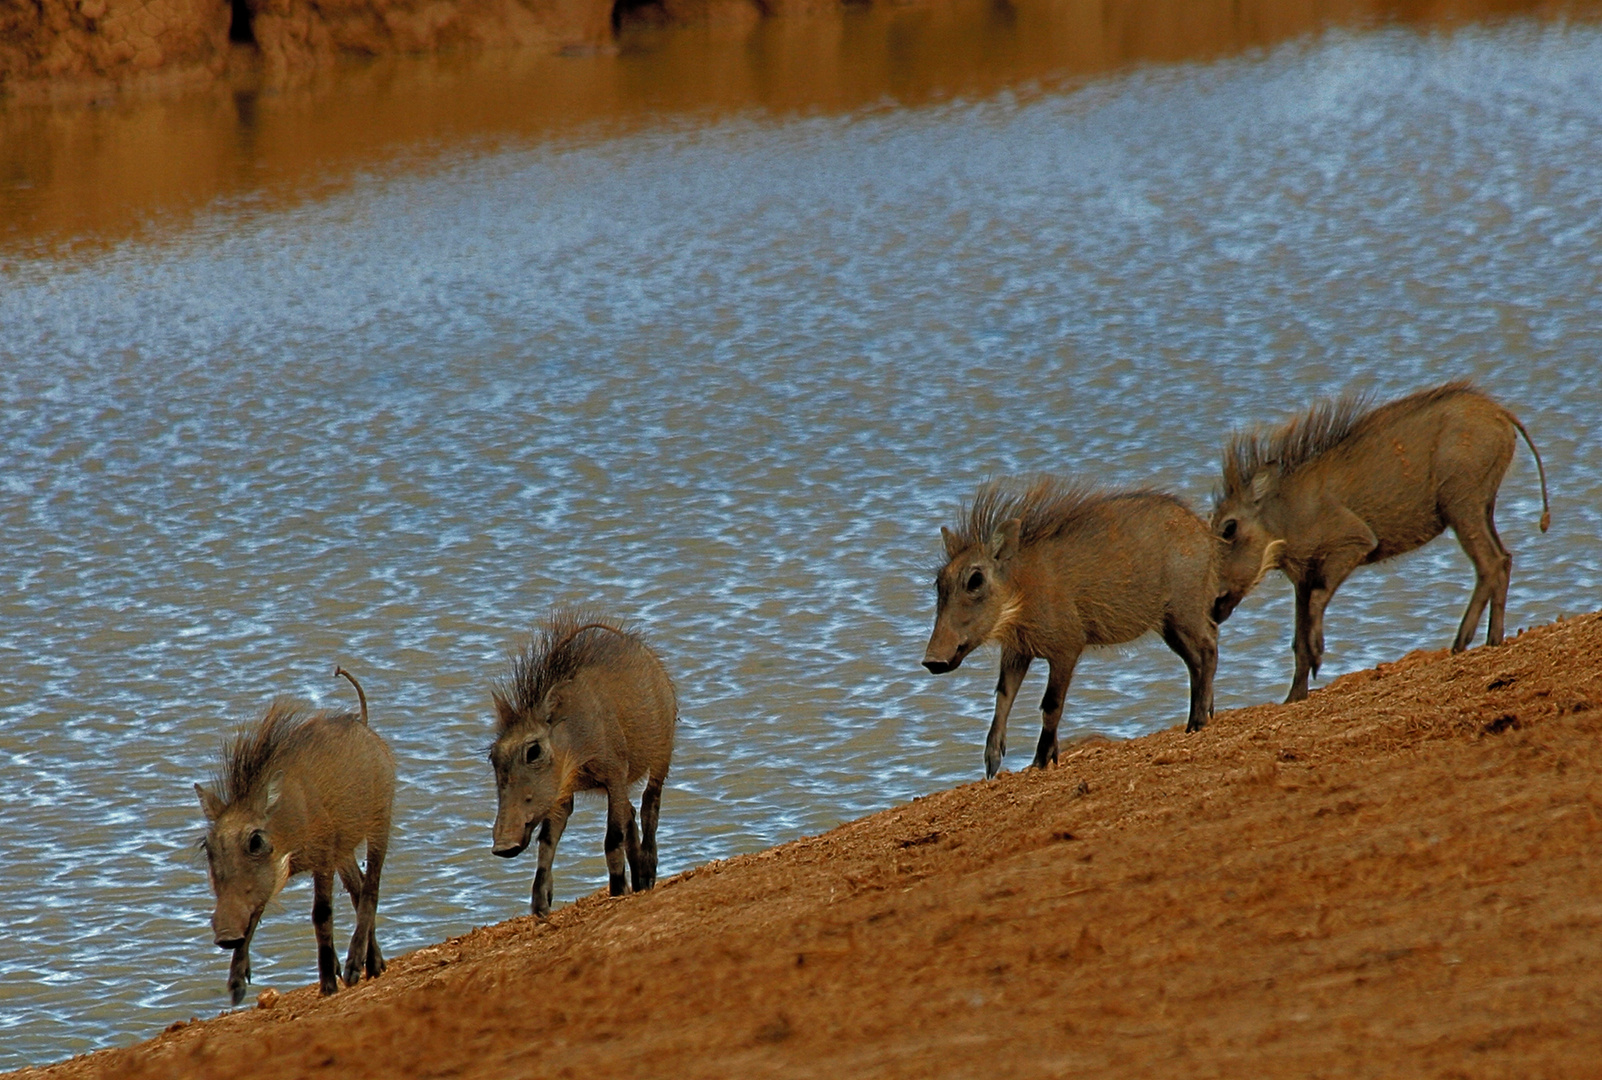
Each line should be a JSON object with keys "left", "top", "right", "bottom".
{"left": 924, "top": 477, "right": 1219, "bottom": 778}
{"left": 1212, "top": 381, "right": 1551, "bottom": 703}
{"left": 195, "top": 671, "right": 394, "bottom": 1006}
{"left": 487, "top": 609, "right": 677, "bottom": 917}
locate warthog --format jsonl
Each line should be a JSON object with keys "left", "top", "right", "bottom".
{"left": 487, "top": 609, "right": 676, "bottom": 917}
{"left": 195, "top": 667, "right": 394, "bottom": 1005}
{"left": 922, "top": 477, "right": 1219, "bottom": 778}
{"left": 1211, "top": 380, "right": 1551, "bottom": 703}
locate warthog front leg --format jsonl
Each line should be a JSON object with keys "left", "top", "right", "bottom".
{"left": 1288, "top": 577, "right": 1315, "bottom": 703}
{"left": 1031, "top": 657, "right": 1077, "bottom": 769}
{"left": 531, "top": 796, "right": 572, "bottom": 918}
{"left": 985, "top": 648, "right": 1032, "bottom": 779}
{"left": 1287, "top": 544, "right": 1370, "bottom": 703}
{"left": 1287, "top": 512, "right": 1376, "bottom": 703}
{"left": 226, "top": 910, "right": 261, "bottom": 1007}
{"left": 604, "top": 783, "right": 636, "bottom": 897}
{"left": 311, "top": 870, "right": 339, "bottom": 996}
{"left": 636, "top": 774, "right": 665, "bottom": 891}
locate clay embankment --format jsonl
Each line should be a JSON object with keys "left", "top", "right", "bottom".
{"left": 19, "top": 613, "right": 1602, "bottom": 1078}
{"left": 0, "top": 0, "right": 817, "bottom": 98}
{"left": 9, "top": 0, "right": 1602, "bottom": 104}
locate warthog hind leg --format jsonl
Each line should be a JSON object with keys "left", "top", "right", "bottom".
{"left": 604, "top": 783, "right": 636, "bottom": 897}
{"left": 342, "top": 839, "right": 387, "bottom": 987}
{"left": 638, "top": 774, "right": 665, "bottom": 890}
{"left": 985, "top": 648, "right": 1031, "bottom": 779}
{"left": 1448, "top": 499, "right": 1513, "bottom": 652}
{"left": 1162, "top": 613, "right": 1217, "bottom": 733}
{"left": 625, "top": 803, "right": 645, "bottom": 892}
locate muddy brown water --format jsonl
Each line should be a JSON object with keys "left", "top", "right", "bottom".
{"left": 2, "top": 0, "right": 1601, "bottom": 1068}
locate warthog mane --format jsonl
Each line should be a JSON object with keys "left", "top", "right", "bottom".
{"left": 493, "top": 608, "right": 642, "bottom": 729}
{"left": 1218, "top": 379, "right": 1480, "bottom": 505}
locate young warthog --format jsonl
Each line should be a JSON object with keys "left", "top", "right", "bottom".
{"left": 1211, "top": 380, "right": 1551, "bottom": 703}
{"left": 922, "top": 477, "right": 1219, "bottom": 778}
{"left": 487, "top": 610, "right": 676, "bottom": 917}
{"left": 194, "top": 667, "right": 394, "bottom": 1005}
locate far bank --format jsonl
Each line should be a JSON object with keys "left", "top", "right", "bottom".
{"left": 8, "top": 0, "right": 1602, "bottom": 105}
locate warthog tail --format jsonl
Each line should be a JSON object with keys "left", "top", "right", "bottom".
{"left": 334, "top": 666, "right": 369, "bottom": 725}
{"left": 1507, "top": 412, "right": 1552, "bottom": 533}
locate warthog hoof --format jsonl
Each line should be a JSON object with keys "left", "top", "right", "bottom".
{"left": 984, "top": 742, "right": 1005, "bottom": 779}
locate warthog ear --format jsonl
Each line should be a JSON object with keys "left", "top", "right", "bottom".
{"left": 1250, "top": 470, "right": 1274, "bottom": 504}
{"left": 263, "top": 771, "right": 284, "bottom": 812}
{"left": 492, "top": 692, "right": 519, "bottom": 731}
{"left": 940, "top": 526, "right": 961, "bottom": 560}
{"left": 988, "top": 518, "right": 1021, "bottom": 562}
{"left": 543, "top": 683, "right": 569, "bottom": 725}
{"left": 195, "top": 783, "right": 224, "bottom": 822}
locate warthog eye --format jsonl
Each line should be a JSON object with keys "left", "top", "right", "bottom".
{"left": 965, "top": 570, "right": 984, "bottom": 592}
{"left": 1220, "top": 519, "right": 1238, "bottom": 542}
{"left": 247, "top": 830, "right": 268, "bottom": 856}
{"left": 524, "top": 742, "right": 542, "bottom": 765}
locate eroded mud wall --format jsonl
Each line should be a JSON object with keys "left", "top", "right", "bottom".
{"left": 0, "top": 0, "right": 643, "bottom": 94}
{"left": 0, "top": 0, "right": 231, "bottom": 86}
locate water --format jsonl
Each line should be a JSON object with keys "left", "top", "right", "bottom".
{"left": 3, "top": 10, "right": 1602, "bottom": 1070}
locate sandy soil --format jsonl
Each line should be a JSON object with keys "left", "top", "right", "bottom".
{"left": 18, "top": 612, "right": 1602, "bottom": 1079}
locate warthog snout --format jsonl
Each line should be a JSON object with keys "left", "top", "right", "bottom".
{"left": 491, "top": 836, "right": 529, "bottom": 859}
{"left": 490, "top": 813, "right": 535, "bottom": 859}
{"left": 922, "top": 628, "right": 971, "bottom": 674}
{"left": 211, "top": 908, "right": 253, "bottom": 950}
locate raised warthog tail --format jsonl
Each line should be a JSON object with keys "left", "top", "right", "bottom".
{"left": 334, "top": 666, "right": 368, "bottom": 725}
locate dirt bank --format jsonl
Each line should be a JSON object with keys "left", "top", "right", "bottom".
{"left": 17, "top": 612, "right": 1602, "bottom": 1078}
{"left": 0, "top": 0, "right": 792, "bottom": 99}
{"left": 6, "top": 0, "right": 1601, "bottom": 103}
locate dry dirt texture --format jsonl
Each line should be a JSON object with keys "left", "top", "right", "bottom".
{"left": 19, "top": 613, "right": 1602, "bottom": 1079}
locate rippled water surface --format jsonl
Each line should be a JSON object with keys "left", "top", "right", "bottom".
{"left": 3, "top": 16, "right": 1602, "bottom": 1069}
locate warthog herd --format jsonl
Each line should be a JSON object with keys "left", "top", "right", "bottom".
{"left": 193, "top": 379, "right": 1550, "bottom": 1004}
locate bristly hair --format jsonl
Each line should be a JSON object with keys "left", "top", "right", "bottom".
{"left": 211, "top": 699, "right": 327, "bottom": 807}
{"left": 943, "top": 475, "right": 1180, "bottom": 563}
{"left": 493, "top": 609, "right": 639, "bottom": 731}
{"left": 1219, "top": 380, "right": 1482, "bottom": 504}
